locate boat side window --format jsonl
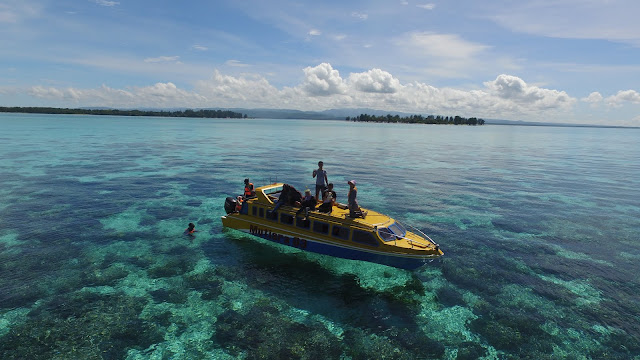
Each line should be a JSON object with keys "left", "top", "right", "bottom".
{"left": 280, "top": 213, "right": 294, "bottom": 225}
{"left": 252, "top": 206, "right": 257, "bottom": 216}
{"left": 313, "top": 221, "right": 329, "bottom": 234}
{"left": 378, "top": 227, "right": 396, "bottom": 242}
{"left": 352, "top": 230, "right": 380, "bottom": 247}
{"left": 259, "top": 207, "right": 264, "bottom": 218}
{"left": 331, "top": 225, "right": 350, "bottom": 240}
{"left": 296, "top": 217, "right": 310, "bottom": 229}
{"left": 267, "top": 210, "right": 278, "bottom": 221}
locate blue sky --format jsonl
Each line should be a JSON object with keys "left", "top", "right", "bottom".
{"left": 1, "top": 0, "right": 639, "bottom": 126}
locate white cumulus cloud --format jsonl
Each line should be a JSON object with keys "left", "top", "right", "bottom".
{"left": 301, "top": 63, "right": 347, "bottom": 96}
{"left": 582, "top": 92, "right": 603, "bottom": 103}
{"left": 27, "top": 83, "right": 205, "bottom": 107}
{"left": 348, "top": 69, "right": 402, "bottom": 94}
{"left": 484, "top": 74, "right": 575, "bottom": 109}
{"left": 19, "top": 64, "right": 597, "bottom": 123}
{"left": 605, "top": 89, "right": 640, "bottom": 106}
{"left": 194, "top": 70, "right": 284, "bottom": 108}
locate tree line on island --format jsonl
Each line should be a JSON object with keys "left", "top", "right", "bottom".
{"left": 0, "top": 107, "right": 246, "bottom": 119}
{"left": 347, "top": 113, "right": 485, "bottom": 125}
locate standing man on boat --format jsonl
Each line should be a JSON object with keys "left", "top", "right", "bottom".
{"left": 312, "top": 161, "right": 328, "bottom": 201}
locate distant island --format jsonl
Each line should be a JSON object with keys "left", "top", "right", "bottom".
{"left": 348, "top": 113, "right": 485, "bottom": 125}
{"left": 0, "top": 107, "right": 246, "bottom": 119}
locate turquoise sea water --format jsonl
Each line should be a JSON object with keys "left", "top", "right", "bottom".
{"left": 1, "top": 113, "right": 639, "bottom": 359}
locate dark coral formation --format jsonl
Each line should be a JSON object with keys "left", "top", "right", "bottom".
{"left": 213, "top": 299, "right": 445, "bottom": 360}
{"left": 0, "top": 292, "right": 162, "bottom": 360}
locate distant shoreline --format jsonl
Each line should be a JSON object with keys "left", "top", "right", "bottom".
{"left": 0, "top": 107, "right": 246, "bottom": 119}
{"left": 1, "top": 106, "right": 637, "bottom": 129}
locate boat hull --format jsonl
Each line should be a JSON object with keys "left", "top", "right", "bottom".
{"left": 222, "top": 215, "right": 437, "bottom": 270}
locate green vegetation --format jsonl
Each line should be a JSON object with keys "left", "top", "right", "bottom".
{"left": 347, "top": 113, "right": 485, "bottom": 125}
{"left": 0, "top": 106, "right": 246, "bottom": 118}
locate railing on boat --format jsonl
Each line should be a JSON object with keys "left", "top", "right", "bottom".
{"left": 376, "top": 222, "right": 439, "bottom": 250}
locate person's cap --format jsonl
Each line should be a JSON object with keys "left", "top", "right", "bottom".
{"left": 348, "top": 180, "right": 356, "bottom": 185}
{"left": 305, "top": 189, "right": 311, "bottom": 193}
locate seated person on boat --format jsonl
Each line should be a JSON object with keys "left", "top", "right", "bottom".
{"left": 318, "top": 183, "right": 336, "bottom": 213}
{"left": 296, "top": 189, "right": 316, "bottom": 219}
{"left": 271, "top": 183, "right": 303, "bottom": 215}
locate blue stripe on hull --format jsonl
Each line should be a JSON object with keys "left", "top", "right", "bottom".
{"left": 244, "top": 227, "right": 427, "bottom": 270}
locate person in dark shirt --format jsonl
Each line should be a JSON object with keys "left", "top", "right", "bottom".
{"left": 318, "top": 183, "right": 336, "bottom": 213}
{"left": 296, "top": 189, "right": 316, "bottom": 220}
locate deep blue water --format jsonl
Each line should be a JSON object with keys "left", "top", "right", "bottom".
{"left": 1, "top": 113, "right": 639, "bottom": 359}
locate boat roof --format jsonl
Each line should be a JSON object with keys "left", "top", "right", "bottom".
{"left": 252, "top": 182, "right": 395, "bottom": 229}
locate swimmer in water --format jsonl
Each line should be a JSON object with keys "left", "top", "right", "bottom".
{"left": 184, "top": 223, "right": 197, "bottom": 236}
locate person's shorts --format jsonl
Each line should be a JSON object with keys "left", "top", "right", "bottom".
{"left": 316, "top": 184, "right": 326, "bottom": 194}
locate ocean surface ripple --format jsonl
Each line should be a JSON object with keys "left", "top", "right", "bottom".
{"left": 1, "top": 114, "right": 639, "bottom": 359}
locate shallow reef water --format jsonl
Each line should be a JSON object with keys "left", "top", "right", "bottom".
{"left": 1, "top": 114, "right": 639, "bottom": 359}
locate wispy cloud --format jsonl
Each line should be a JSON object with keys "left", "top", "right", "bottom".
{"left": 93, "top": 0, "right": 120, "bottom": 7}
{"left": 225, "top": 59, "right": 250, "bottom": 67}
{"left": 416, "top": 3, "right": 436, "bottom": 10}
{"left": 488, "top": 1, "right": 640, "bottom": 45}
{"left": 351, "top": 12, "right": 368, "bottom": 20}
{"left": 191, "top": 45, "right": 208, "bottom": 51}
{"left": 396, "top": 32, "right": 490, "bottom": 59}
{"left": 0, "top": 2, "right": 42, "bottom": 23}
{"left": 308, "top": 29, "right": 321, "bottom": 36}
{"left": 144, "top": 56, "right": 180, "bottom": 63}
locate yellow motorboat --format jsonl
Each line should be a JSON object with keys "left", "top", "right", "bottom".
{"left": 221, "top": 183, "right": 443, "bottom": 270}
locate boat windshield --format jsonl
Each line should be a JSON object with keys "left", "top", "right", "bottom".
{"left": 264, "top": 185, "right": 283, "bottom": 195}
{"left": 378, "top": 221, "right": 407, "bottom": 242}
{"left": 389, "top": 221, "right": 407, "bottom": 237}
{"left": 378, "top": 227, "right": 395, "bottom": 242}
